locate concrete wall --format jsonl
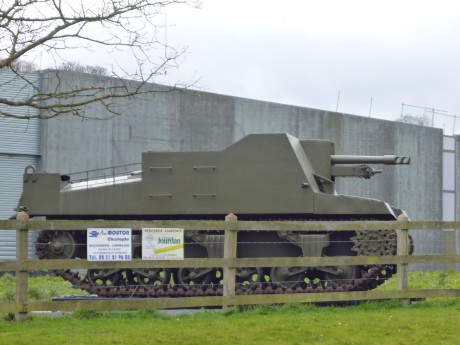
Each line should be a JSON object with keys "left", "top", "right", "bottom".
{"left": 457, "top": 136, "right": 460, "bottom": 270}
{"left": 39, "top": 71, "right": 237, "bottom": 171}
{"left": 38, "top": 70, "right": 445, "bottom": 261}
{"left": 457, "top": 136, "right": 460, "bottom": 220}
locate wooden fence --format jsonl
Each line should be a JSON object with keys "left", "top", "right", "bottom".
{"left": 1, "top": 215, "right": 459, "bottom": 321}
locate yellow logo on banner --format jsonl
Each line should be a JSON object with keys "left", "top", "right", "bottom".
{"left": 153, "top": 243, "right": 184, "bottom": 254}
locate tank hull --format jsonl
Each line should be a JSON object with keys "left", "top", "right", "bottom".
{"left": 19, "top": 133, "right": 400, "bottom": 220}
{"left": 19, "top": 133, "right": 409, "bottom": 297}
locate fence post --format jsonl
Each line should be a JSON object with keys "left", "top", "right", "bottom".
{"left": 15, "top": 211, "right": 29, "bottom": 321}
{"left": 223, "top": 213, "right": 238, "bottom": 312}
{"left": 397, "top": 213, "right": 409, "bottom": 304}
{"left": 442, "top": 229, "right": 456, "bottom": 271}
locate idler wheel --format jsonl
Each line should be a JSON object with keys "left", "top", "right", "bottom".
{"left": 322, "top": 265, "right": 358, "bottom": 288}
{"left": 236, "top": 267, "right": 264, "bottom": 286}
{"left": 87, "top": 269, "right": 121, "bottom": 286}
{"left": 270, "top": 266, "right": 305, "bottom": 288}
{"left": 177, "top": 267, "right": 212, "bottom": 287}
{"left": 47, "top": 232, "right": 78, "bottom": 259}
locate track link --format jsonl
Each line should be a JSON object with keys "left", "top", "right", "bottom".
{"left": 35, "top": 220, "right": 400, "bottom": 298}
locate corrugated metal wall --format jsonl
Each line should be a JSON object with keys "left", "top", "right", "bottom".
{"left": 0, "top": 69, "right": 40, "bottom": 260}
{"left": 0, "top": 229, "right": 38, "bottom": 261}
{"left": 0, "top": 69, "right": 41, "bottom": 155}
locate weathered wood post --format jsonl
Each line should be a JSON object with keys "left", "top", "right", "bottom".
{"left": 223, "top": 213, "right": 238, "bottom": 311}
{"left": 15, "top": 210, "right": 29, "bottom": 321}
{"left": 442, "top": 229, "right": 456, "bottom": 271}
{"left": 397, "top": 213, "right": 410, "bottom": 305}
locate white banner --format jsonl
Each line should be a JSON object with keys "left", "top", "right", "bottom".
{"left": 142, "top": 228, "right": 184, "bottom": 260}
{"left": 87, "top": 228, "right": 132, "bottom": 261}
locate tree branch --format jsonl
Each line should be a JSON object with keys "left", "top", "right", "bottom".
{"left": 0, "top": 0, "right": 201, "bottom": 120}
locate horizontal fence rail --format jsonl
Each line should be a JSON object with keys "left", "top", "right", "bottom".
{"left": 1, "top": 217, "right": 459, "bottom": 320}
{"left": 2, "top": 219, "right": 460, "bottom": 231}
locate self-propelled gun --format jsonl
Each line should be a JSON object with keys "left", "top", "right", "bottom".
{"left": 17, "top": 133, "right": 411, "bottom": 297}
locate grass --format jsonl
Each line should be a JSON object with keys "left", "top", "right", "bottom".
{"left": 0, "top": 300, "right": 459, "bottom": 345}
{"left": 0, "top": 273, "right": 87, "bottom": 302}
{"left": 0, "top": 271, "right": 458, "bottom": 345}
{"left": 378, "top": 270, "right": 460, "bottom": 290}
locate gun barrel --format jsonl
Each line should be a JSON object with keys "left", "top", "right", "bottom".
{"left": 330, "top": 155, "right": 410, "bottom": 165}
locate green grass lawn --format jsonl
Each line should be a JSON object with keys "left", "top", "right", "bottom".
{"left": 0, "top": 271, "right": 459, "bottom": 345}
{"left": 0, "top": 300, "right": 459, "bottom": 345}
{"left": 0, "top": 273, "right": 87, "bottom": 301}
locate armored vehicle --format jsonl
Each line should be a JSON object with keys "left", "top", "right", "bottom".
{"left": 17, "top": 133, "right": 411, "bottom": 297}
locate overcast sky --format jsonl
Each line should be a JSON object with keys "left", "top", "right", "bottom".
{"left": 159, "top": 0, "right": 460, "bottom": 135}
{"left": 36, "top": 0, "right": 460, "bottom": 135}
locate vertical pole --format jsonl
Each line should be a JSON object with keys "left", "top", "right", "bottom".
{"left": 397, "top": 213, "right": 409, "bottom": 304}
{"left": 335, "top": 91, "right": 340, "bottom": 112}
{"left": 15, "top": 211, "right": 29, "bottom": 321}
{"left": 368, "top": 97, "right": 373, "bottom": 117}
{"left": 223, "top": 213, "right": 237, "bottom": 312}
{"left": 442, "top": 229, "right": 456, "bottom": 271}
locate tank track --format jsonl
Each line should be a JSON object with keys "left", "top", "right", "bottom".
{"left": 35, "top": 220, "right": 399, "bottom": 298}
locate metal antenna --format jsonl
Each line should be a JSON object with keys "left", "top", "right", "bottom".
{"left": 335, "top": 91, "right": 340, "bottom": 112}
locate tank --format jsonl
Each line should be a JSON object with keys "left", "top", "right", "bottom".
{"left": 17, "top": 133, "right": 411, "bottom": 297}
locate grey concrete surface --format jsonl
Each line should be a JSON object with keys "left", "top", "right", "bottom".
{"left": 456, "top": 135, "right": 460, "bottom": 270}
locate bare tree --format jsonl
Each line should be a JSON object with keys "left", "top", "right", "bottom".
{"left": 398, "top": 114, "right": 431, "bottom": 126}
{"left": 10, "top": 60, "right": 38, "bottom": 73}
{"left": 59, "top": 61, "right": 109, "bottom": 76}
{"left": 0, "top": 0, "right": 200, "bottom": 120}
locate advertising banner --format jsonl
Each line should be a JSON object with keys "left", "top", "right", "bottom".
{"left": 142, "top": 228, "right": 184, "bottom": 260}
{"left": 87, "top": 228, "right": 132, "bottom": 261}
